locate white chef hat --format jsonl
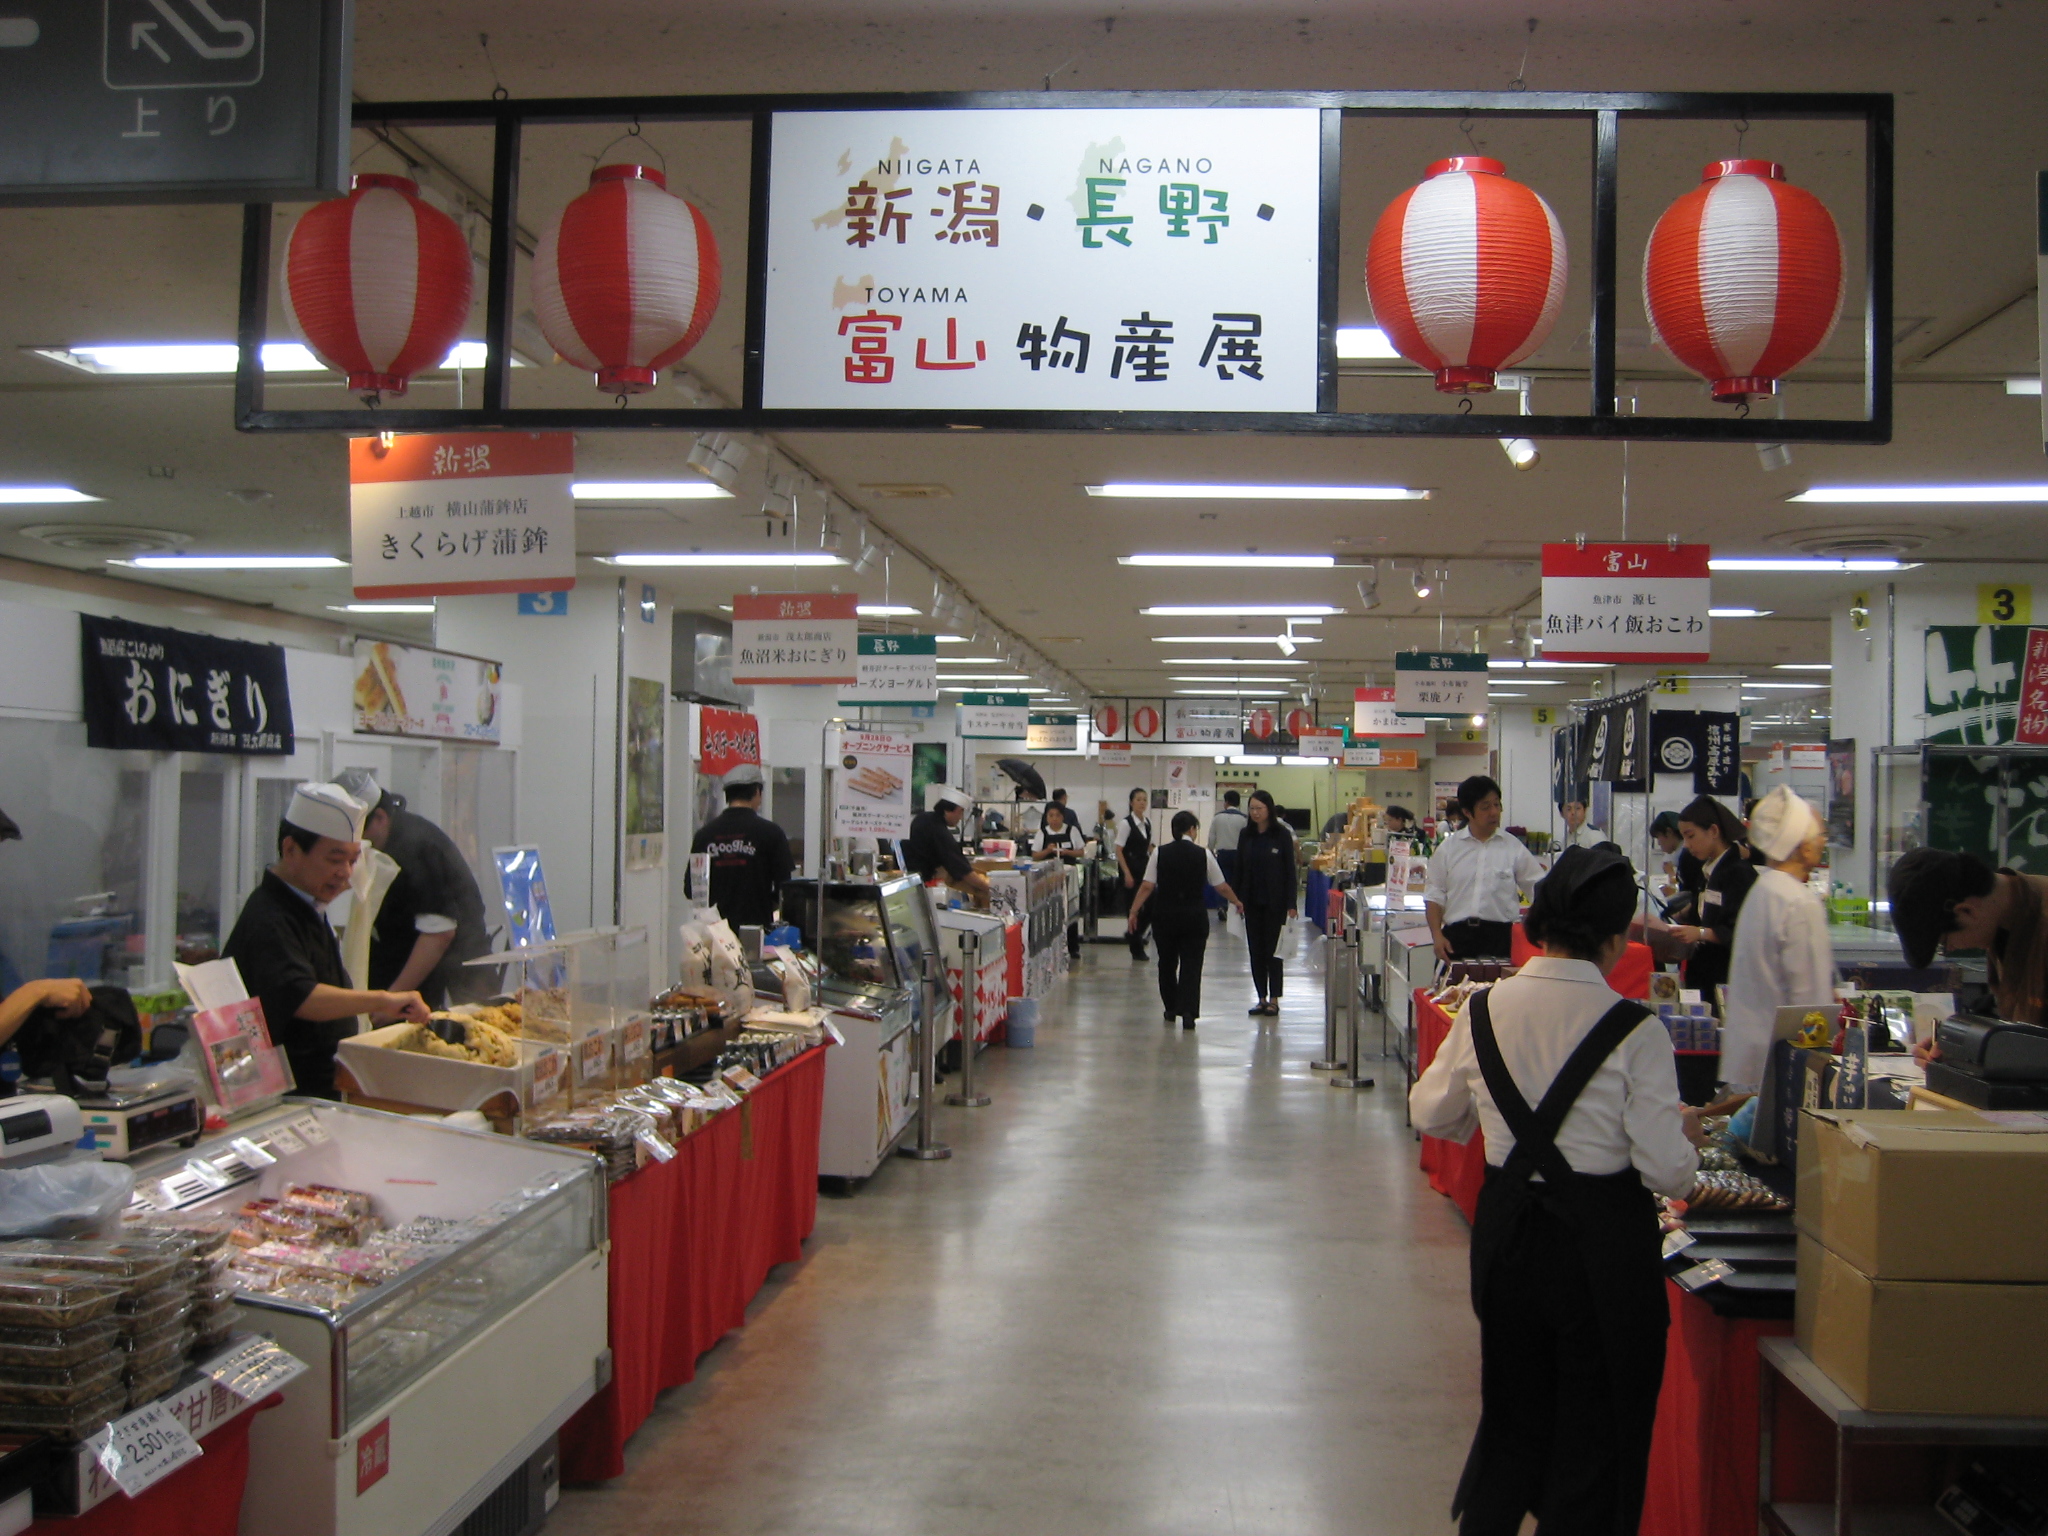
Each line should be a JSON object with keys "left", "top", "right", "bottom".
{"left": 285, "top": 781, "right": 369, "bottom": 844}
{"left": 934, "top": 785, "right": 974, "bottom": 812}
{"left": 1748, "top": 785, "right": 1822, "bottom": 863}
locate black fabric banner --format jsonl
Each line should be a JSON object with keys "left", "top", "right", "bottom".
{"left": 1611, "top": 695, "right": 1652, "bottom": 790}
{"left": 1649, "top": 709, "right": 1741, "bottom": 795}
{"left": 81, "top": 614, "right": 294, "bottom": 755}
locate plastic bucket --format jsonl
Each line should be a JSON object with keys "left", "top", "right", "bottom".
{"left": 1007, "top": 997, "right": 1037, "bottom": 1047}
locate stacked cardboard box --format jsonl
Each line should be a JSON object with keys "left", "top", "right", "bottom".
{"left": 1794, "top": 1108, "right": 2048, "bottom": 1415}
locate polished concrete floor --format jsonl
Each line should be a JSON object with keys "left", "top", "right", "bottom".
{"left": 551, "top": 923, "right": 1482, "bottom": 1535}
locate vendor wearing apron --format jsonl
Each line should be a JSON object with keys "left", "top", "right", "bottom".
{"left": 1115, "top": 788, "right": 1154, "bottom": 961}
{"left": 1411, "top": 846, "right": 1701, "bottom": 1535}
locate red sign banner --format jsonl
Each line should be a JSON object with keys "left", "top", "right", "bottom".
{"left": 1541, "top": 541, "right": 1712, "bottom": 663}
{"left": 2019, "top": 629, "right": 2048, "bottom": 746}
{"left": 698, "top": 706, "right": 761, "bottom": 778}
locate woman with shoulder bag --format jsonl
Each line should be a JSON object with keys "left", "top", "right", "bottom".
{"left": 1235, "top": 790, "right": 1297, "bottom": 1017}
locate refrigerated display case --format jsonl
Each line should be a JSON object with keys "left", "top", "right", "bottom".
{"left": 127, "top": 1099, "right": 607, "bottom": 1536}
{"left": 784, "top": 877, "right": 944, "bottom": 1182}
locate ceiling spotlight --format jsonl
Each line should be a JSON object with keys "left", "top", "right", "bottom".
{"left": 1355, "top": 566, "right": 1381, "bottom": 612}
{"left": 1499, "top": 437, "right": 1540, "bottom": 470}
{"left": 851, "top": 535, "right": 884, "bottom": 573}
{"left": 1757, "top": 442, "right": 1794, "bottom": 473}
{"left": 1277, "top": 634, "right": 1297, "bottom": 657}
{"left": 1411, "top": 567, "right": 1433, "bottom": 600}
{"left": 1470, "top": 713, "right": 1486, "bottom": 728}
{"left": 1517, "top": 622, "right": 1539, "bottom": 661}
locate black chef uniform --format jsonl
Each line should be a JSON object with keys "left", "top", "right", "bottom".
{"left": 368, "top": 806, "right": 493, "bottom": 1007}
{"left": 1150, "top": 838, "right": 1217, "bottom": 1024}
{"left": 1683, "top": 848, "right": 1758, "bottom": 1001}
{"left": 903, "top": 807, "right": 973, "bottom": 885}
{"left": 1118, "top": 812, "right": 1153, "bottom": 959}
{"left": 222, "top": 870, "right": 355, "bottom": 1099}
{"left": 689, "top": 804, "right": 795, "bottom": 928}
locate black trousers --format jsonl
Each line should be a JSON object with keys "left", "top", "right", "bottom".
{"left": 1152, "top": 910, "right": 1209, "bottom": 1020}
{"left": 1243, "top": 905, "right": 1286, "bottom": 1000}
{"left": 1444, "top": 917, "right": 1514, "bottom": 961}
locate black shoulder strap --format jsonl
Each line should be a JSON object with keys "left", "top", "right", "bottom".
{"left": 1468, "top": 988, "right": 1653, "bottom": 1186}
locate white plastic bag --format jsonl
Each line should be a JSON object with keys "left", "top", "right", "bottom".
{"left": 1226, "top": 905, "right": 1246, "bottom": 938}
{"left": 0, "top": 1155, "right": 136, "bottom": 1238}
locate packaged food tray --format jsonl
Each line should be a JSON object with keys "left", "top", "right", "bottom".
{"left": 0, "top": 1239, "right": 181, "bottom": 1296}
{"left": 115, "top": 1289, "right": 192, "bottom": 1336}
{"left": 123, "top": 1322, "right": 195, "bottom": 1373}
{"left": 0, "top": 1317, "right": 122, "bottom": 1369}
{"left": 125, "top": 1359, "right": 185, "bottom": 1409}
{"left": 0, "top": 1382, "right": 128, "bottom": 1441}
{"left": 0, "top": 1352, "right": 126, "bottom": 1407}
{"left": 0, "top": 1272, "right": 122, "bottom": 1330}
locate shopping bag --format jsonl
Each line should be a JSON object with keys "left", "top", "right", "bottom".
{"left": 1226, "top": 905, "right": 1246, "bottom": 938}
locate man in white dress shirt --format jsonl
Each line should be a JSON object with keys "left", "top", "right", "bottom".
{"left": 1426, "top": 775, "right": 1548, "bottom": 962}
{"left": 1558, "top": 797, "right": 1606, "bottom": 850}
{"left": 1720, "top": 786, "right": 1836, "bottom": 1092}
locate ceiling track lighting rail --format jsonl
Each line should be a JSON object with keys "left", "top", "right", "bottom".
{"left": 232, "top": 89, "right": 1891, "bottom": 444}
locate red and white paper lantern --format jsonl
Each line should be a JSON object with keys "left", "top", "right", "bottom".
{"left": 532, "top": 163, "right": 722, "bottom": 395}
{"left": 1364, "top": 156, "right": 1568, "bottom": 394}
{"left": 1642, "top": 159, "right": 1843, "bottom": 403}
{"left": 283, "top": 174, "right": 474, "bottom": 400}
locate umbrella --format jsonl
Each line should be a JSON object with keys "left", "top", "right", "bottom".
{"left": 993, "top": 758, "right": 1047, "bottom": 800}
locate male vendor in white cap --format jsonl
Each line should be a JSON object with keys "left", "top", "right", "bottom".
{"left": 904, "top": 786, "right": 991, "bottom": 902}
{"left": 222, "top": 782, "right": 432, "bottom": 1098}
{"left": 1719, "top": 785, "right": 1835, "bottom": 1094}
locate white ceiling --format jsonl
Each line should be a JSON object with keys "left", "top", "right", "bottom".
{"left": 2, "top": 0, "right": 2045, "bottom": 708}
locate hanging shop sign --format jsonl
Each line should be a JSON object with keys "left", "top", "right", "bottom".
{"left": 1353, "top": 685, "right": 1428, "bottom": 738}
{"left": 761, "top": 107, "right": 1324, "bottom": 413}
{"left": 1788, "top": 743, "right": 1829, "bottom": 771}
{"left": 1541, "top": 542, "right": 1712, "bottom": 663}
{"left": 832, "top": 727, "right": 915, "bottom": 839}
{"left": 1576, "top": 693, "right": 1652, "bottom": 790}
{"left": 0, "top": 0, "right": 349, "bottom": 207}
{"left": 957, "top": 692, "right": 1030, "bottom": 738}
{"left": 839, "top": 633, "right": 939, "bottom": 705}
{"left": 1164, "top": 698, "right": 1242, "bottom": 746}
{"left": 731, "top": 593, "right": 858, "bottom": 685}
{"left": 1297, "top": 727, "right": 1345, "bottom": 756}
{"left": 1377, "top": 748, "right": 1421, "bottom": 771}
{"left": 349, "top": 433, "right": 576, "bottom": 598}
{"left": 696, "top": 706, "right": 761, "bottom": 778}
{"left": 1649, "top": 710, "right": 1741, "bottom": 796}
{"left": 80, "top": 614, "right": 294, "bottom": 755}
{"left": 1026, "top": 714, "right": 1078, "bottom": 751}
{"left": 1098, "top": 742, "right": 1134, "bottom": 768}
{"left": 2015, "top": 628, "right": 2048, "bottom": 746}
{"left": 352, "top": 640, "right": 503, "bottom": 742}
{"left": 1394, "top": 652, "right": 1489, "bottom": 718}
{"left": 1242, "top": 704, "right": 1295, "bottom": 754}
{"left": 1342, "top": 745, "right": 1380, "bottom": 767}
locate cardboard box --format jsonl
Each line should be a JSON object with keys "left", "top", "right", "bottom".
{"left": 1796, "top": 1109, "right": 2048, "bottom": 1282}
{"left": 1796, "top": 1234, "right": 2048, "bottom": 1416}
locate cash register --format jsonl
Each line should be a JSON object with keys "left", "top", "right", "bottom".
{"left": 1928, "top": 1015, "right": 2048, "bottom": 1109}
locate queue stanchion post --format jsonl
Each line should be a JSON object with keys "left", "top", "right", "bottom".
{"left": 1331, "top": 926, "right": 1375, "bottom": 1090}
{"left": 900, "top": 947, "right": 953, "bottom": 1160}
{"left": 1312, "top": 905, "right": 1345, "bottom": 1071}
{"left": 945, "top": 929, "right": 991, "bottom": 1108}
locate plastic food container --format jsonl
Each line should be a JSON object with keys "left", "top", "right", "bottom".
{"left": 0, "top": 1318, "right": 122, "bottom": 1369}
{"left": 115, "top": 1288, "right": 192, "bottom": 1337}
{"left": 0, "top": 1272, "right": 123, "bottom": 1330}
{"left": 123, "top": 1321, "right": 195, "bottom": 1373}
{"left": 0, "top": 1382, "right": 128, "bottom": 1441}
{"left": 0, "top": 1240, "right": 181, "bottom": 1297}
{"left": 0, "top": 1352, "right": 126, "bottom": 1407}
{"left": 125, "top": 1358, "right": 185, "bottom": 1409}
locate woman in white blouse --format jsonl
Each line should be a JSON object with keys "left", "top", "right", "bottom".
{"left": 1411, "top": 845, "right": 1700, "bottom": 1536}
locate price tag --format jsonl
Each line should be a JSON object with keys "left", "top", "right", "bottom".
{"left": 229, "top": 1136, "right": 277, "bottom": 1169}
{"left": 1673, "top": 1257, "right": 1735, "bottom": 1292}
{"left": 184, "top": 1158, "right": 232, "bottom": 1190}
{"left": 719, "top": 1064, "right": 763, "bottom": 1094}
{"left": 576, "top": 1029, "right": 610, "bottom": 1085}
{"left": 266, "top": 1126, "right": 306, "bottom": 1157}
{"left": 90, "top": 1400, "right": 204, "bottom": 1497}
{"left": 619, "top": 1016, "right": 650, "bottom": 1065}
{"left": 822, "top": 1020, "right": 846, "bottom": 1048}
{"left": 527, "top": 1048, "right": 565, "bottom": 1109}
{"left": 292, "top": 1114, "right": 331, "bottom": 1146}
{"left": 1661, "top": 1229, "right": 1697, "bottom": 1260}
{"left": 199, "top": 1336, "right": 307, "bottom": 1403}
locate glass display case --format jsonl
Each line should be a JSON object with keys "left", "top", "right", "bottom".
{"left": 783, "top": 876, "right": 935, "bottom": 1009}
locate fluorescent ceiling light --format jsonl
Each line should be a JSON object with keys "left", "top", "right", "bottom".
{"left": 1335, "top": 326, "right": 1400, "bottom": 359}
{"left": 1520, "top": 660, "right": 1611, "bottom": 670}
{"left": 601, "top": 552, "right": 844, "bottom": 566}
{"left": 1775, "top": 663, "right": 1833, "bottom": 671}
{"left": 120, "top": 554, "right": 347, "bottom": 569}
{"left": 856, "top": 604, "right": 922, "bottom": 617}
{"left": 1710, "top": 558, "right": 1912, "bottom": 572}
{"left": 1487, "top": 659, "right": 1524, "bottom": 669}
{"left": 1787, "top": 484, "right": 2048, "bottom": 503}
{"left": 1710, "top": 607, "right": 1774, "bottom": 618}
{"left": 2007, "top": 378, "right": 2043, "bottom": 396}
{"left": 1151, "top": 635, "right": 1323, "bottom": 644}
{"left": 32, "top": 342, "right": 519, "bottom": 375}
{"left": 1162, "top": 659, "right": 1308, "bottom": 668}
{"left": 328, "top": 603, "right": 436, "bottom": 614}
{"left": 1171, "top": 676, "right": 1305, "bottom": 683}
{"left": 1089, "top": 483, "right": 1426, "bottom": 501}
{"left": 1118, "top": 553, "right": 1336, "bottom": 568}
{"left": 937, "top": 673, "right": 1030, "bottom": 681}
{"left": 1490, "top": 692, "right": 1529, "bottom": 698}
{"left": 1229, "top": 755, "right": 1279, "bottom": 765}
{"left": 936, "top": 656, "right": 1008, "bottom": 664}
{"left": 573, "top": 481, "right": 732, "bottom": 500}
{"left": 942, "top": 686, "right": 1047, "bottom": 694}
{"left": 1744, "top": 681, "right": 1830, "bottom": 690}
{"left": 0, "top": 486, "right": 98, "bottom": 504}
{"left": 1142, "top": 604, "right": 1342, "bottom": 617}
{"left": 934, "top": 634, "right": 972, "bottom": 644}
{"left": 1178, "top": 687, "right": 1284, "bottom": 696}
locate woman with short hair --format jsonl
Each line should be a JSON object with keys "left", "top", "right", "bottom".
{"left": 1128, "top": 811, "right": 1244, "bottom": 1029}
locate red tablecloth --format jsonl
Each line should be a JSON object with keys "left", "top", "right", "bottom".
{"left": 557, "top": 1046, "right": 827, "bottom": 1483}
{"left": 27, "top": 1397, "right": 276, "bottom": 1536}
{"left": 1509, "top": 924, "right": 1656, "bottom": 998}
{"left": 1413, "top": 990, "right": 1488, "bottom": 1223}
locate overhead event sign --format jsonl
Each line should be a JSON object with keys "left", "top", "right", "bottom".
{"left": 1541, "top": 542, "right": 1712, "bottom": 663}
{"left": 1342, "top": 745, "right": 1380, "bottom": 767}
{"left": 352, "top": 640, "right": 502, "bottom": 743}
{"left": 1353, "top": 686, "right": 1427, "bottom": 738}
{"left": 731, "top": 593, "right": 858, "bottom": 685}
{"left": 0, "top": 0, "right": 350, "bottom": 206}
{"left": 80, "top": 614, "right": 293, "bottom": 755}
{"left": 1297, "top": 726, "right": 1345, "bottom": 756}
{"left": 831, "top": 727, "right": 914, "bottom": 839}
{"left": 350, "top": 433, "right": 576, "bottom": 598}
{"left": 957, "top": 692, "right": 1030, "bottom": 738}
{"left": 839, "top": 633, "right": 939, "bottom": 704}
{"left": 1164, "top": 698, "right": 1241, "bottom": 746}
{"left": 761, "top": 107, "right": 1324, "bottom": 413}
{"left": 1394, "top": 652, "right": 1489, "bottom": 718}
{"left": 1026, "top": 714, "right": 1078, "bottom": 751}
